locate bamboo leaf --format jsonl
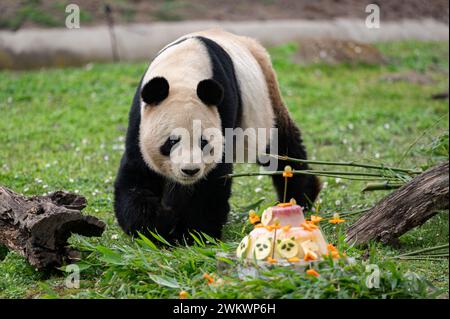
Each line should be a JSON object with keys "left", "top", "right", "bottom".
{"left": 148, "top": 274, "right": 180, "bottom": 289}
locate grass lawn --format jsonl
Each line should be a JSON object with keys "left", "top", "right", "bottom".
{"left": 0, "top": 40, "right": 448, "bottom": 299}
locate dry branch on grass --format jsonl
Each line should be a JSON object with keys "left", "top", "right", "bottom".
{"left": 346, "top": 162, "right": 449, "bottom": 246}
{"left": 0, "top": 186, "right": 105, "bottom": 270}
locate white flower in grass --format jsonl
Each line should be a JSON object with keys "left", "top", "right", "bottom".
{"left": 111, "top": 234, "right": 119, "bottom": 240}
{"left": 375, "top": 153, "right": 380, "bottom": 159}
{"left": 322, "top": 181, "right": 328, "bottom": 189}
{"left": 342, "top": 139, "right": 348, "bottom": 145}
{"left": 35, "top": 178, "right": 42, "bottom": 184}
{"left": 112, "top": 144, "right": 124, "bottom": 151}
{"left": 335, "top": 178, "right": 341, "bottom": 184}
{"left": 348, "top": 123, "right": 354, "bottom": 130}
{"left": 254, "top": 187, "right": 262, "bottom": 193}
{"left": 348, "top": 147, "right": 353, "bottom": 153}
{"left": 43, "top": 184, "right": 48, "bottom": 189}
{"left": 335, "top": 200, "right": 342, "bottom": 206}
{"left": 45, "top": 163, "right": 51, "bottom": 168}
{"left": 74, "top": 190, "right": 80, "bottom": 194}
{"left": 257, "top": 175, "right": 263, "bottom": 181}
{"left": 69, "top": 178, "right": 74, "bottom": 183}
{"left": 383, "top": 123, "right": 390, "bottom": 130}
{"left": 104, "top": 155, "right": 109, "bottom": 161}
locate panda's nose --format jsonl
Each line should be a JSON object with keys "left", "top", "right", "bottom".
{"left": 181, "top": 168, "right": 200, "bottom": 176}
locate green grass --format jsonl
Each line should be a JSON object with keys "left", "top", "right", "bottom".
{"left": 0, "top": 41, "right": 448, "bottom": 298}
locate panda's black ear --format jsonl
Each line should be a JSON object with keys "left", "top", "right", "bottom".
{"left": 141, "top": 77, "right": 169, "bottom": 105}
{"left": 197, "top": 79, "right": 224, "bottom": 106}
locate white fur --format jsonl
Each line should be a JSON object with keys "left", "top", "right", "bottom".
{"left": 140, "top": 38, "right": 223, "bottom": 184}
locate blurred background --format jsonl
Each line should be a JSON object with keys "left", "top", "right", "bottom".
{"left": 0, "top": 0, "right": 448, "bottom": 69}
{"left": 1, "top": 0, "right": 449, "bottom": 29}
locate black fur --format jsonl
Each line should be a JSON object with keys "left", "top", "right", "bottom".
{"left": 268, "top": 117, "right": 321, "bottom": 209}
{"left": 114, "top": 37, "right": 240, "bottom": 243}
{"left": 196, "top": 36, "right": 242, "bottom": 129}
{"left": 141, "top": 76, "right": 169, "bottom": 105}
{"left": 197, "top": 79, "right": 224, "bottom": 106}
{"left": 159, "top": 136, "right": 181, "bottom": 157}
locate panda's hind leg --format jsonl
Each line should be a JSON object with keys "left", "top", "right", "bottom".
{"left": 267, "top": 117, "right": 321, "bottom": 209}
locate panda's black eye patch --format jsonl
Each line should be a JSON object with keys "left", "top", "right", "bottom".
{"left": 160, "top": 136, "right": 180, "bottom": 156}
{"left": 200, "top": 136, "right": 214, "bottom": 156}
{"left": 141, "top": 76, "right": 169, "bottom": 106}
{"left": 200, "top": 136, "right": 209, "bottom": 151}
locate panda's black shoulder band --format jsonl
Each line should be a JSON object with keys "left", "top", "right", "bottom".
{"left": 141, "top": 76, "right": 169, "bottom": 106}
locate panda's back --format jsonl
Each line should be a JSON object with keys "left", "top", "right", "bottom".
{"left": 143, "top": 29, "right": 275, "bottom": 132}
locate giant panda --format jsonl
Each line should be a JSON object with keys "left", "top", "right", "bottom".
{"left": 114, "top": 29, "right": 321, "bottom": 243}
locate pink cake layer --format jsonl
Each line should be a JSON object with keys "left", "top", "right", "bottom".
{"left": 261, "top": 204, "right": 305, "bottom": 226}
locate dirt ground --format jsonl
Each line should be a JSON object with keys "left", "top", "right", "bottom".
{"left": 0, "top": 0, "right": 448, "bottom": 30}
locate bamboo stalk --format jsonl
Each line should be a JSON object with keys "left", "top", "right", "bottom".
{"left": 318, "top": 208, "right": 370, "bottom": 218}
{"left": 263, "top": 153, "right": 422, "bottom": 175}
{"left": 409, "top": 254, "right": 449, "bottom": 257}
{"left": 393, "top": 256, "right": 448, "bottom": 261}
{"left": 226, "top": 170, "right": 400, "bottom": 181}
{"left": 395, "top": 244, "right": 449, "bottom": 257}
{"left": 362, "top": 182, "right": 404, "bottom": 192}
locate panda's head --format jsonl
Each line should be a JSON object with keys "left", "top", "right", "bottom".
{"left": 139, "top": 76, "right": 224, "bottom": 185}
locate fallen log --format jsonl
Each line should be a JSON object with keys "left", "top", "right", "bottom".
{"left": 346, "top": 162, "right": 449, "bottom": 246}
{"left": 0, "top": 186, "right": 105, "bottom": 270}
